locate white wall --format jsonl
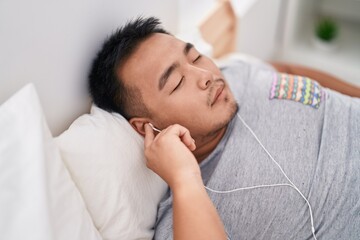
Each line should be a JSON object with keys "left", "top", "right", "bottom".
{"left": 0, "top": 0, "right": 178, "bottom": 136}
{"left": 234, "top": 0, "right": 283, "bottom": 60}
{"left": 178, "top": 0, "right": 217, "bottom": 33}
{"left": 280, "top": 0, "right": 319, "bottom": 51}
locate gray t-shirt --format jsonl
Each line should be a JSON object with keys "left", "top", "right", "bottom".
{"left": 154, "top": 61, "right": 360, "bottom": 239}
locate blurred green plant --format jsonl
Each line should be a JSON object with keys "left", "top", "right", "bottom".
{"left": 315, "top": 17, "right": 338, "bottom": 42}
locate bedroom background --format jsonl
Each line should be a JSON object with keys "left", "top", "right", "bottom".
{"left": 1, "top": 1, "right": 359, "bottom": 239}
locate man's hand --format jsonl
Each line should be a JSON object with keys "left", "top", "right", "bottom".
{"left": 144, "top": 123, "right": 227, "bottom": 240}
{"left": 144, "top": 123, "right": 200, "bottom": 189}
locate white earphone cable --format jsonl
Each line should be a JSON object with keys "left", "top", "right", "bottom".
{"left": 205, "top": 113, "right": 317, "bottom": 240}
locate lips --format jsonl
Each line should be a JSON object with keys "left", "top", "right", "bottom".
{"left": 211, "top": 85, "right": 224, "bottom": 106}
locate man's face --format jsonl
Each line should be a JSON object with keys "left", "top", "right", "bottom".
{"left": 119, "top": 33, "right": 237, "bottom": 138}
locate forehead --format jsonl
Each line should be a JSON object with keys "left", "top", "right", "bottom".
{"left": 118, "top": 33, "right": 185, "bottom": 89}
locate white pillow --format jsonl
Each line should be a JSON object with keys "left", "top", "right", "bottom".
{"left": 55, "top": 104, "right": 168, "bottom": 240}
{"left": 0, "top": 84, "right": 102, "bottom": 240}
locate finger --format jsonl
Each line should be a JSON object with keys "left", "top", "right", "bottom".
{"left": 144, "top": 123, "right": 155, "bottom": 148}
{"left": 169, "top": 125, "right": 196, "bottom": 151}
{"left": 180, "top": 131, "right": 196, "bottom": 151}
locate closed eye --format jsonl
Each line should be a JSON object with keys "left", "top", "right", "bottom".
{"left": 193, "top": 55, "right": 202, "bottom": 63}
{"left": 171, "top": 77, "right": 184, "bottom": 93}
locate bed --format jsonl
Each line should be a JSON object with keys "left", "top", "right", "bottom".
{"left": 1, "top": 1, "right": 359, "bottom": 240}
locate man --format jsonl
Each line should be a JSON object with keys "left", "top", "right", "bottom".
{"left": 89, "top": 17, "right": 360, "bottom": 239}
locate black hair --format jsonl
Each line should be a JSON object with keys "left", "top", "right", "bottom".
{"left": 88, "top": 17, "right": 169, "bottom": 119}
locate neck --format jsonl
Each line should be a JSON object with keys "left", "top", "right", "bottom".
{"left": 193, "top": 125, "right": 228, "bottom": 163}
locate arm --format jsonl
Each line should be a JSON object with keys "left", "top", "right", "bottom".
{"left": 144, "top": 124, "right": 227, "bottom": 240}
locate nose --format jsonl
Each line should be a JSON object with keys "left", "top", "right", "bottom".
{"left": 195, "top": 67, "right": 213, "bottom": 90}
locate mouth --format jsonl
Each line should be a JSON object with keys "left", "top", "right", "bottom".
{"left": 211, "top": 84, "right": 224, "bottom": 106}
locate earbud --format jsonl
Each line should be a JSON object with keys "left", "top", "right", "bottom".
{"left": 148, "top": 123, "right": 161, "bottom": 133}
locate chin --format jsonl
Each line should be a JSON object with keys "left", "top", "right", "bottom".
{"left": 212, "top": 101, "right": 238, "bottom": 134}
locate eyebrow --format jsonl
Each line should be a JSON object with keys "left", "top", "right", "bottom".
{"left": 158, "top": 42, "right": 194, "bottom": 91}
{"left": 184, "top": 42, "right": 194, "bottom": 55}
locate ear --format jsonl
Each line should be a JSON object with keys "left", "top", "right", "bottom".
{"left": 129, "top": 117, "right": 151, "bottom": 137}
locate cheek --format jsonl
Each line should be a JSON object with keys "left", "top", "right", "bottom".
{"left": 166, "top": 96, "right": 204, "bottom": 112}
{"left": 156, "top": 95, "right": 206, "bottom": 122}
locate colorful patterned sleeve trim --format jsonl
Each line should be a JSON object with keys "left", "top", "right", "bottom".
{"left": 269, "top": 73, "right": 324, "bottom": 109}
